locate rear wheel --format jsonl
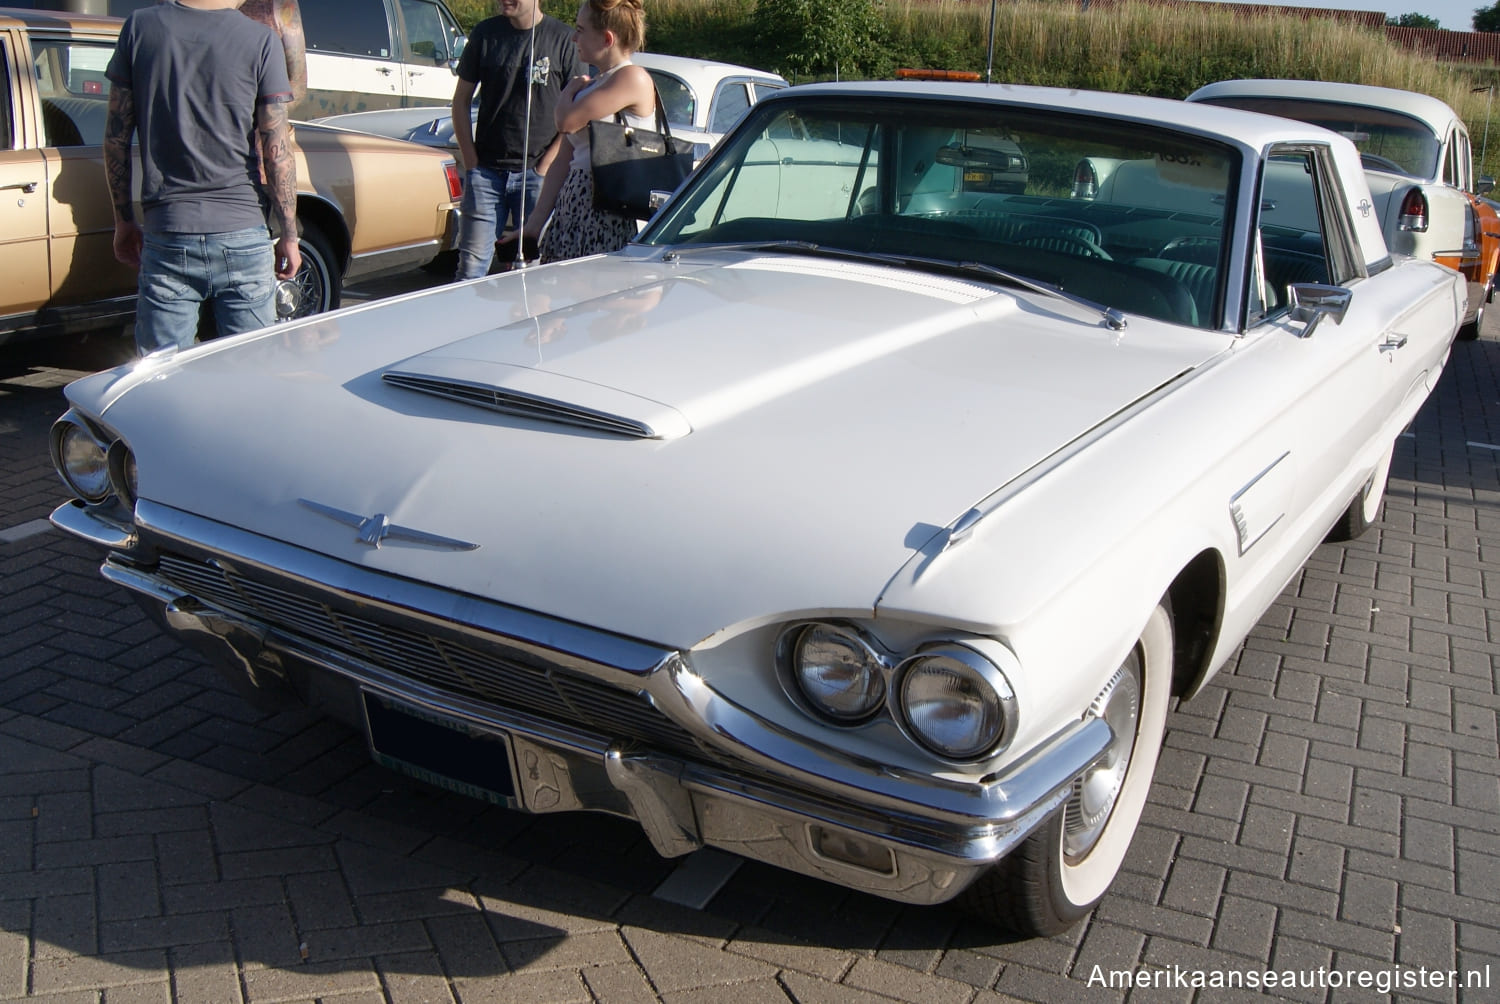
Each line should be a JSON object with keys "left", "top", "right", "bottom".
{"left": 1327, "top": 440, "right": 1393, "bottom": 542}
{"left": 1458, "top": 295, "right": 1484, "bottom": 341}
{"left": 959, "top": 601, "right": 1172, "bottom": 936}
{"left": 282, "top": 221, "right": 341, "bottom": 320}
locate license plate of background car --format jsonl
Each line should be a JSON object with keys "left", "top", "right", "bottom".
{"left": 361, "top": 691, "right": 518, "bottom": 807}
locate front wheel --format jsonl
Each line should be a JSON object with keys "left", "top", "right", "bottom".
{"left": 959, "top": 601, "right": 1173, "bottom": 936}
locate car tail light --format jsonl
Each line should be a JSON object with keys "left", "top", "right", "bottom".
{"left": 444, "top": 162, "right": 463, "bottom": 200}
{"left": 1398, "top": 187, "right": 1428, "bottom": 232}
{"left": 1072, "top": 161, "right": 1098, "bottom": 200}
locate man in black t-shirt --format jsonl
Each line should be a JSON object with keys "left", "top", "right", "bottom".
{"left": 452, "top": 0, "right": 581, "bottom": 279}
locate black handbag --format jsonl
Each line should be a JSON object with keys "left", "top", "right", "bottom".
{"left": 588, "top": 90, "right": 696, "bottom": 221}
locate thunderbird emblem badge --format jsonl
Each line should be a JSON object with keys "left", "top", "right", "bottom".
{"left": 298, "top": 499, "right": 479, "bottom": 551}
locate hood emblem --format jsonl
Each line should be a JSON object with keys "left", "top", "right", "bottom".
{"left": 298, "top": 499, "right": 479, "bottom": 551}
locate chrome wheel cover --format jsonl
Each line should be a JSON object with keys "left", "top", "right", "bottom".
{"left": 1063, "top": 659, "right": 1140, "bottom": 861}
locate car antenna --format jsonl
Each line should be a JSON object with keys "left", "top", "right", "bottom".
{"left": 514, "top": 12, "right": 542, "bottom": 270}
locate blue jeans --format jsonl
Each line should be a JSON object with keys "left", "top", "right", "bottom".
{"left": 135, "top": 227, "right": 276, "bottom": 354}
{"left": 455, "top": 166, "right": 543, "bottom": 280}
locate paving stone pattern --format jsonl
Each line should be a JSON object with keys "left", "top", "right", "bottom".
{"left": 1, "top": 317, "right": 1497, "bottom": 1003}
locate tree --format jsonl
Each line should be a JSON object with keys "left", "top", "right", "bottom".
{"left": 1387, "top": 12, "right": 1440, "bottom": 27}
{"left": 1477, "top": 2, "right": 1500, "bottom": 32}
{"left": 751, "top": 0, "right": 885, "bottom": 80}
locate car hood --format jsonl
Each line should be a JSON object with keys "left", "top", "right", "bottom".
{"left": 79, "top": 250, "right": 1227, "bottom": 647}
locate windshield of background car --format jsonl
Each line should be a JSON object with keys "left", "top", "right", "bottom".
{"left": 1196, "top": 96, "right": 1439, "bottom": 180}
{"left": 643, "top": 98, "right": 1240, "bottom": 330}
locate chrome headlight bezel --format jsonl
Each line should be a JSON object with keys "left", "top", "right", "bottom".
{"left": 895, "top": 644, "right": 1017, "bottom": 761}
{"left": 51, "top": 410, "right": 135, "bottom": 508}
{"left": 50, "top": 415, "right": 112, "bottom": 503}
{"left": 776, "top": 621, "right": 1019, "bottom": 764}
{"left": 776, "top": 622, "right": 889, "bottom": 724}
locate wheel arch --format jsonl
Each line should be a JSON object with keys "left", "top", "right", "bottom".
{"left": 295, "top": 194, "right": 352, "bottom": 276}
{"left": 1164, "top": 548, "right": 1226, "bottom": 700}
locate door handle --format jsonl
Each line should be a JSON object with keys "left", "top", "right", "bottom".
{"left": 376, "top": 66, "right": 393, "bottom": 75}
{"left": 2, "top": 181, "right": 38, "bottom": 193}
{"left": 1380, "top": 334, "right": 1408, "bottom": 353}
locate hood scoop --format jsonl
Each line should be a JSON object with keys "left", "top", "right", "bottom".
{"left": 382, "top": 356, "right": 691, "bottom": 440}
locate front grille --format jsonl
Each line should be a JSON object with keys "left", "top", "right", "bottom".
{"left": 155, "top": 553, "right": 706, "bottom": 760}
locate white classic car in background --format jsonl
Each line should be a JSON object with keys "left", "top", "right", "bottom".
{"left": 1187, "top": 78, "right": 1500, "bottom": 339}
{"left": 50, "top": 81, "right": 1463, "bottom": 936}
{"left": 313, "top": 52, "right": 787, "bottom": 156}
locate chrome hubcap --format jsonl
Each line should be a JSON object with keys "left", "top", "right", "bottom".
{"left": 1063, "top": 659, "right": 1140, "bottom": 860}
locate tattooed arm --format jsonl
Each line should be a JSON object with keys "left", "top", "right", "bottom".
{"left": 257, "top": 99, "right": 302, "bottom": 279}
{"left": 277, "top": 0, "right": 307, "bottom": 105}
{"left": 104, "top": 83, "right": 141, "bottom": 267}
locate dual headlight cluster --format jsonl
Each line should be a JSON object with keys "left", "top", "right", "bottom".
{"left": 780, "top": 622, "right": 1017, "bottom": 762}
{"left": 51, "top": 412, "right": 137, "bottom": 508}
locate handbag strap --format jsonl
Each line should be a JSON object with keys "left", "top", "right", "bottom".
{"left": 610, "top": 83, "right": 674, "bottom": 139}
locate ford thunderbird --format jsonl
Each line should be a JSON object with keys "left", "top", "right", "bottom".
{"left": 48, "top": 82, "right": 1464, "bottom": 936}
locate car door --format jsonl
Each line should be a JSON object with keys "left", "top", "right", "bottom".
{"left": 0, "top": 28, "right": 51, "bottom": 323}
{"left": 30, "top": 32, "right": 138, "bottom": 316}
{"left": 395, "top": 0, "right": 462, "bottom": 108}
{"left": 300, "top": 0, "right": 402, "bottom": 115}
{"left": 1221, "top": 144, "right": 1423, "bottom": 611}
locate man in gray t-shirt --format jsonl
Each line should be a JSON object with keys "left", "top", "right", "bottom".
{"left": 105, "top": 0, "right": 300, "bottom": 353}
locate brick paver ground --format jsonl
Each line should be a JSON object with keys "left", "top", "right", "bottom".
{"left": 1, "top": 300, "right": 1497, "bottom": 1003}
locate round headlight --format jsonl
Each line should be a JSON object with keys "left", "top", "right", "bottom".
{"left": 791, "top": 624, "right": 886, "bottom": 722}
{"left": 56, "top": 423, "right": 111, "bottom": 502}
{"left": 898, "top": 647, "right": 1014, "bottom": 760}
{"left": 108, "top": 440, "right": 138, "bottom": 507}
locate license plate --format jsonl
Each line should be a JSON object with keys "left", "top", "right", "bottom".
{"left": 362, "top": 691, "right": 517, "bottom": 807}
{"left": 964, "top": 170, "right": 992, "bottom": 184}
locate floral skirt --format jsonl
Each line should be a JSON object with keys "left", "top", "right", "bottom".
{"left": 540, "top": 167, "right": 637, "bottom": 264}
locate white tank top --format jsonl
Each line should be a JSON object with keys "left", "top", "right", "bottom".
{"left": 568, "top": 62, "right": 657, "bottom": 171}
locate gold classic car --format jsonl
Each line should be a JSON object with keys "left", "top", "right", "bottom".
{"left": 0, "top": 6, "right": 461, "bottom": 346}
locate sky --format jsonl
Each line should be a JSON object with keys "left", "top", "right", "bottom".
{"left": 1229, "top": 0, "right": 1483, "bottom": 30}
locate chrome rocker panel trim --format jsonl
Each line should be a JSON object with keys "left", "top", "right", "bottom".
{"left": 60, "top": 499, "right": 1112, "bottom": 905}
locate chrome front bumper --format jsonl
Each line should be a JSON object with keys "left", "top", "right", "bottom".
{"left": 54, "top": 499, "right": 1112, "bottom": 906}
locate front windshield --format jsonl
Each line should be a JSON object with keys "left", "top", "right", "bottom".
{"left": 643, "top": 97, "right": 1239, "bottom": 329}
{"left": 1198, "top": 96, "right": 1439, "bottom": 179}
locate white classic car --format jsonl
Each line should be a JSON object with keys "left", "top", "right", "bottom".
{"left": 49, "top": 81, "right": 1463, "bottom": 936}
{"left": 314, "top": 52, "right": 787, "bottom": 156}
{"left": 1187, "top": 79, "right": 1500, "bottom": 339}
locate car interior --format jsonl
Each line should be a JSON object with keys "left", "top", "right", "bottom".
{"left": 646, "top": 100, "right": 1337, "bottom": 332}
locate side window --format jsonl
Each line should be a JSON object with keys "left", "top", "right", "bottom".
{"left": 0, "top": 39, "right": 11, "bottom": 150}
{"left": 647, "top": 69, "right": 693, "bottom": 129}
{"left": 31, "top": 38, "right": 114, "bottom": 147}
{"left": 399, "top": 0, "right": 450, "bottom": 63}
{"left": 751, "top": 82, "right": 783, "bottom": 103}
{"left": 302, "top": 0, "right": 394, "bottom": 58}
{"left": 709, "top": 81, "right": 751, "bottom": 134}
{"left": 1254, "top": 150, "right": 1332, "bottom": 321}
{"left": 1443, "top": 130, "right": 1462, "bottom": 187}
{"left": 1460, "top": 133, "right": 1473, "bottom": 192}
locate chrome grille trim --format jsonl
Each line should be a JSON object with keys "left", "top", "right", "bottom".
{"left": 155, "top": 554, "right": 706, "bottom": 759}
{"left": 381, "top": 372, "right": 654, "bottom": 439}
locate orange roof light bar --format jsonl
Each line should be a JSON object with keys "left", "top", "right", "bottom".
{"left": 896, "top": 68, "right": 983, "bottom": 82}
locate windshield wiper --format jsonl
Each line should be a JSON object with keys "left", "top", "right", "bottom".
{"left": 660, "top": 242, "right": 1127, "bottom": 330}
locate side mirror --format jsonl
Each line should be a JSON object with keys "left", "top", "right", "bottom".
{"left": 1478, "top": 175, "right": 1495, "bottom": 196}
{"left": 1288, "top": 283, "right": 1351, "bottom": 339}
{"left": 448, "top": 34, "right": 467, "bottom": 72}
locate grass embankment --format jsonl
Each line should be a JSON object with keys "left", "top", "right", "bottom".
{"left": 447, "top": 0, "right": 1500, "bottom": 177}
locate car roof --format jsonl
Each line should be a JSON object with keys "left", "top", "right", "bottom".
{"left": 1187, "top": 79, "right": 1460, "bottom": 136}
{"left": 763, "top": 80, "right": 1351, "bottom": 152}
{"left": 633, "top": 51, "right": 787, "bottom": 88}
{"left": 0, "top": 5, "right": 121, "bottom": 30}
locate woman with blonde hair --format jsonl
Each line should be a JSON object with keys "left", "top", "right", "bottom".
{"left": 519, "top": 0, "right": 655, "bottom": 263}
